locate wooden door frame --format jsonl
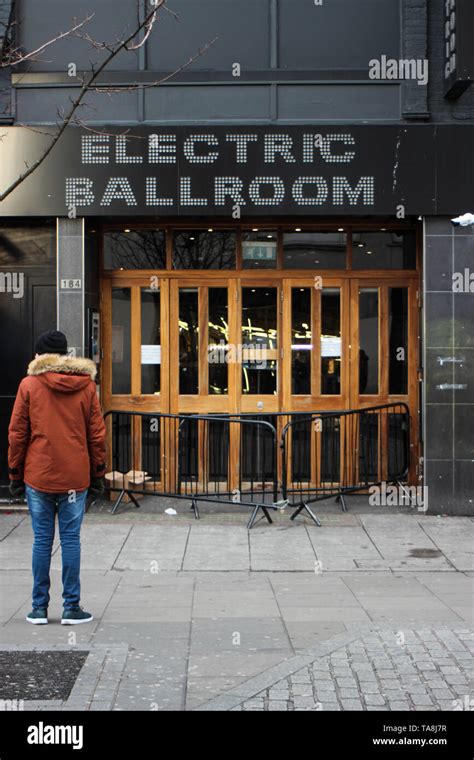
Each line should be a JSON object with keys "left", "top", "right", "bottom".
{"left": 169, "top": 277, "right": 237, "bottom": 415}
{"left": 349, "top": 277, "right": 419, "bottom": 484}
{"left": 282, "top": 277, "right": 350, "bottom": 414}
{"left": 101, "top": 269, "right": 420, "bottom": 486}
{"left": 239, "top": 279, "right": 281, "bottom": 414}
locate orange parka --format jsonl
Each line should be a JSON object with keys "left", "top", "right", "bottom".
{"left": 8, "top": 354, "right": 106, "bottom": 493}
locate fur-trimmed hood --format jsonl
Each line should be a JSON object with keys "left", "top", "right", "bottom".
{"left": 28, "top": 353, "right": 97, "bottom": 380}
{"left": 10, "top": 353, "right": 106, "bottom": 493}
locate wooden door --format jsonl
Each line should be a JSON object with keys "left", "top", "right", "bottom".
{"left": 349, "top": 278, "right": 418, "bottom": 484}
{"left": 169, "top": 278, "right": 238, "bottom": 415}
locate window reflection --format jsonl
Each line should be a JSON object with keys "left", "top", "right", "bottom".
{"left": 0, "top": 222, "right": 55, "bottom": 266}
{"left": 242, "top": 229, "right": 277, "bottom": 269}
{"left": 104, "top": 230, "right": 166, "bottom": 269}
{"left": 112, "top": 288, "right": 131, "bottom": 394}
{"left": 284, "top": 230, "right": 346, "bottom": 269}
{"left": 321, "top": 289, "right": 341, "bottom": 395}
{"left": 173, "top": 230, "right": 236, "bottom": 269}
{"left": 389, "top": 288, "right": 408, "bottom": 394}
{"left": 208, "top": 288, "right": 229, "bottom": 395}
{"left": 179, "top": 289, "right": 199, "bottom": 394}
{"left": 291, "top": 288, "right": 311, "bottom": 394}
{"left": 141, "top": 288, "right": 161, "bottom": 395}
{"left": 242, "top": 287, "right": 278, "bottom": 394}
{"left": 359, "top": 289, "right": 379, "bottom": 394}
{"left": 352, "top": 231, "right": 416, "bottom": 269}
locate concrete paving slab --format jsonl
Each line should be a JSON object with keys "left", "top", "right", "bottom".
{"left": 279, "top": 606, "right": 371, "bottom": 622}
{"left": 186, "top": 675, "right": 248, "bottom": 708}
{"left": 284, "top": 621, "right": 346, "bottom": 651}
{"left": 249, "top": 527, "right": 317, "bottom": 571}
{"left": 187, "top": 651, "right": 294, "bottom": 679}
{"left": 0, "top": 515, "right": 26, "bottom": 541}
{"left": 189, "top": 617, "right": 291, "bottom": 655}
{"left": 307, "top": 526, "right": 382, "bottom": 560}
{"left": 113, "top": 680, "right": 185, "bottom": 710}
{"left": 102, "top": 605, "right": 192, "bottom": 623}
{"left": 182, "top": 525, "right": 249, "bottom": 570}
{"left": 50, "top": 523, "right": 133, "bottom": 571}
{"left": 111, "top": 525, "right": 190, "bottom": 571}
{"left": 359, "top": 515, "right": 442, "bottom": 560}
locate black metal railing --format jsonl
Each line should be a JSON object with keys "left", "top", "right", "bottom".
{"left": 104, "top": 410, "right": 279, "bottom": 529}
{"left": 280, "top": 402, "right": 410, "bottom": 524}
{"left": 103, "top": 403, "right": 410, "bottom": 528}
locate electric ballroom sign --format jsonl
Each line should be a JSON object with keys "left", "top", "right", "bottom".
{"left": 65, "top": 131, "right": 375, "bottom": 214}
{"left": 2, "top": 124, "right": 469, "bottom": 217}
{"left": 444, "top": 0, "right": 474, "bottom": 99}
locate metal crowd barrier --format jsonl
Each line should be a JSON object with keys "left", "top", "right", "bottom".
{"left": 103, "top": 410, "right": 279, "bottom": 529}
{"left": 102, "top": 403, "right": 410, "bottom": 529}
{"left": 280, "top": 402, "right": 410, "bottom": 525}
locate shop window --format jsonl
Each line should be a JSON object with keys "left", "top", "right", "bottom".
{"left": 173, "top": 230, "right": 236, "bottom": 269}
{"left": 0, "top": 221, "right": 54, "bottom": 267}
{"left": 103, "top": 230, "right": 166, "bottom": 270}
{"left": 352, "top": 230, "right": 416, "bottom": 269}
{"left": 283, "top": 230, "right": 346, "bottom": 269}
{"left": 242, "top": 229, "right": 277, "bottom": 269}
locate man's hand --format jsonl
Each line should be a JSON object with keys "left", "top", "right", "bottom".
{"left": 89, "top": 477, "right": 105, "bottom": 498}
{"left": 9, "top": 480, "right": 25, "bottom": 498}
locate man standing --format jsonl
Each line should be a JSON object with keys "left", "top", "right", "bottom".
{"left": 8, "top": 330, "right": 107, "bottom": 625}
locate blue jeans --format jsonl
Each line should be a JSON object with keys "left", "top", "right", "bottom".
{"left": 25, "top": 485, "right": 87, "bottom": 611}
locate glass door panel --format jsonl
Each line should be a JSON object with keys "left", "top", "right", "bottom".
{"left": 179, "top": 288, "right": 199, "bottom": 395}
{"left": 283, "top": 279, "right": 346, "bottom": 412}
{"left": 104, "top": 279, "right": 169, "bottom": 414}
{"left": 321, "top": 288, "right": 341, "bottom": 395}
{"left": 241, "top": 287, "right": 278, "bottom": 397}
{"left": 208, "top": 287, "right": 229, "bottom": 395}
{"left": 170, "top": 279, "right": 236, "bottom": 491}
{"left": 358, "top": 288, "right": 379, "bottom": 395}
{"left": 170, "top": 280, "right": 236, "bottom": 416}
{"left": 291, "top": 287, "right": 312, "bottom": 395}
{"left": 389, "top": 287, "right": 408, "bottom": 395}
{"left": 141, "top": 287, "right": 161, "bottom": 395}
{"left": 111, "top": 287, "right": 131, "bottom": 395}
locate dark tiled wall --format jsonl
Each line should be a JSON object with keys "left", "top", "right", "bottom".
{"left": 424, "top": 217, "right": 474, "bottom": 514}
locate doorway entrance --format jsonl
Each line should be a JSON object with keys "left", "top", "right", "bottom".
{"left": 101, "top": 272, "right": 419, "bottom": 484}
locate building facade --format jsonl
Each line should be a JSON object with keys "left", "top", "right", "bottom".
{"left": 0, "top": 0, "right": 473, "bottom": 513}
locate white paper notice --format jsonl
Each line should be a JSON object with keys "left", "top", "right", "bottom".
{"left": 141, "top": 345, "right": 161, "bottom": 364}
{"left": 321, "top": 336, "right": 342, "bottom": 358}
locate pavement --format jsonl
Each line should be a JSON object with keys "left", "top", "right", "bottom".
{"left": 0, "top": 504, "right": 472, "bottom": 711}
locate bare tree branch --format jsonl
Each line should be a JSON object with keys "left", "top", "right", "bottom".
{"left": 2, "top": 14, "right": 94, "bottom": 68}
{"left": 86, "top": 37, "right": 217, "bottom": 93}
{"left": 0, "top": 1, "right": 165, "bottom": 202}
{"left": 0, "top": 0, "right": 216, "bottom": 204}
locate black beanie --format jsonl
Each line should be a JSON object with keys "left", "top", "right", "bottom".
{"left": 35, "top": 330, "right": 68, "bottom": 356}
